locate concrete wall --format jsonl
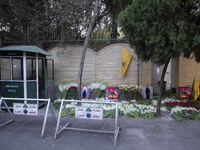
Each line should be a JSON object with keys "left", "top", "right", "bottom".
{"left": 178, "top": 54, "right": 200, "bottom": 87}
{"left": 96, "top": 43, "right": 138, "bottom": 86}
{"left": 48, "top": 43, "right": 200, "bottom": 96}
{"left": 151, "top": 60, "right": 172, "bottom": 94}
{"left": 48, "top": 45, "right": 96, "bottom": 88}
{"left": 141, "top": 61, "right": 152, "bottom": 86}
{"left": 47, "top": 43, "right": 152, "bottom": 94}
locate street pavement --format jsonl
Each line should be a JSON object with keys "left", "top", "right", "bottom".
{"left": 0, "top": 105, "right": 200, "bottom": 150}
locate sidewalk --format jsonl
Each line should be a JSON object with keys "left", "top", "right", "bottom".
{"left": 0, "top": 106, "right": 200, "bottom": 150}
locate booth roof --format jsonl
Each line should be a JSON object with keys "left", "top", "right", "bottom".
{"left": 0, "top": 45, "right": 52, "bottom": 56}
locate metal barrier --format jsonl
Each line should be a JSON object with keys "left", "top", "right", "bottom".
{"left": 54, "top": 100, "right": 120, "bottom": 146}
{"left": 0, "top": 97, "right": 57, "bottom": 138}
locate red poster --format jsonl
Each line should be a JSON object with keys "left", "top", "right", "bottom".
{"left": 179, "top": 87, "right": 191, "bottom": 100}
{"left": 108, "top": 87, "right": 118, "bottom": 99}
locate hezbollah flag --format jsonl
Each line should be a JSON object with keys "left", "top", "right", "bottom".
{"left": 121, "top": 48, "right": 133, "bottom": 75}
{"left": 192, "top": 77, "right": 199, "bottom": 101}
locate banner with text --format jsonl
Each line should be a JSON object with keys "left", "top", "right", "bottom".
{"left": 75, "top": 106, "right": 103, "bottom": 120}
{"left": 13, "top": 103, "right": 38, "bottom": 116}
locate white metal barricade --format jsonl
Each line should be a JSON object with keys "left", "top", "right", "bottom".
{"left": 0, "top": 97, "right": 57, "bottom": 138}
{"left": 54, "top": 100, "right": 120, "bottom": 146}
{"left": 0, "top": 98, "right": 16, "bottom": 127}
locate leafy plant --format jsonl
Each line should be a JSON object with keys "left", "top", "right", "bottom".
{"left": 61, "top": 108, "right": 75, "bottom": 117}
{"left": 137, "top": 99, "right": 152, "bottom": 105}
{"left": 118, "top": 85, "right": 142, "bottom": 100}
{"left": 66, "top": 86, "right": 77, "bottom": 100}
{"left": 58, "top": 90, "right": 67, "bottom": 99}
{"left": 58, "top": 81, "right": 77, "bottom": 99}
{"left": 88, "top": 80, "right": 108, "bottom": 99}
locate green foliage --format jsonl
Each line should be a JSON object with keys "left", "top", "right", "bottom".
{"left": 103, "top": 109, "right": 116, "bottom": 118}
{"left": 118, "top": 85, "right": 143, "bottom": 100}
{"left": 136, "top": 99, "right": 152, "bottom": 105}
{"left": 118, "top": 86, "right": 134, "bottom": 100}
{"left": 118, "top": 0, "right": 200, "bottom": 64}
{"left": 125, "top": 111, "right": 155, "bottom": 119}
{"left": 52, "top": 0, "right": 93, "bottom": 43}
{"left": 103, "top": 0, "right": 132, "bottom": 39}
{"left": 66, "top": 87, "right": 77, "bottom": 100}
{"left": 163, "top": 88, "right": 177, "bottom": 99}
{"left": 58, "top": 90, "right": 67, "bottom": 99}
{"left": 171, "top": 111, "right": 200, "bottom": 121}
{"left": 0, "top": 0, "right": 52, "bottom": 44}
{"left": 61, "top": 108, "right": 75, "bottom": 117}
{"left": 134, "top": 91, "right": 144, "bottom": 100}
{"left": 118, "top": 0, "right": 200, "bottom": 116}
{"left": 90, "top": 89, "right": 102, "bottom": 99}
{"left": 52, "top": 101, "right": 61, "bottom": 110}
{"left": 0, "top": 0, "right": 93, "bottom": 45}
{"left": 88, "top": 80, "right": 108, "bottom": 99}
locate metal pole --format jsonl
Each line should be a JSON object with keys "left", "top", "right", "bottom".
{"left": 23, "top": 52, "right": 27, "bottom": 103}
{"left": 36, "top": 53, "right": 39, "bottom": 101}
{"left": 10, "top": 57, "right": 12, "bottom": 80}
{"left": 41, "top": 98, "right": 51, "bottom": 138}
{"left": 54, "top": 100, "right": 64, "bottom": 139}
{"left": 50, "top": 102, "right": 57, "bottom": 122}
{"left": 63, "top": 102, "right": 70, "bottom": 121}
{"left": 2, "top": 99, "right": 16, "bottom": 121}
{"left": 114, "top": 102, "right": 119, "bottom": 146}
{"left": 54, "top": 100, "right": 120, "bottom": 146}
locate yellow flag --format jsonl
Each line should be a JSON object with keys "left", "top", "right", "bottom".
{"left": 192, "top": 77, "right": 199, "bottom": 101}
{"left": 121, "top": 48, "right": 133, "bottom": 75}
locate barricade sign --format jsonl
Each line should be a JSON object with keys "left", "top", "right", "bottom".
{"left": 13, "top": 103, "right": 38, "bottom": 116}
{"left": 54, "top": 100, "right": 120, "bottom": 146}
{"left": 75, "top": 106, "right": 103, "bottom": 120}
{"left": 0, "top": 97, "right": 57, "bottom": 138}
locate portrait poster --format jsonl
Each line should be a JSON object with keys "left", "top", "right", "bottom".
{"left": 179, "top": 87, "right": 191, "bottom": 100}
{"left": 108, "top": 87, "right": 118, "bottom": 100}
{"left": 141, "top": 86, "right": 153, "bottom": 99}
{"left": 81, "top": 87, "right": 90, "bottom": 99}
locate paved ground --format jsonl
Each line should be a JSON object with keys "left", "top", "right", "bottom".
{"left": 1, "top": 105, "right": 200, "bottom": 150}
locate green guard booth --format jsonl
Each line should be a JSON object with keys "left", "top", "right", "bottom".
{"left": 0, "top": 45, "right": 54, "bottom": 108}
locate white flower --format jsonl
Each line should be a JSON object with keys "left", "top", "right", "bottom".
{"left": 58, "top": 82, "right": 77, "bottom": 92}
{"left": 170, "top": 106, "right": 198, "bottom": 115}
{"left": 88, "top": 82, "right": 107, "bottom": 90}
{"left": 63, "top": 101, "right": 157, "bottom": 117}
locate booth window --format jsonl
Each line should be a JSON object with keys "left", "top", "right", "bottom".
{"left": 0, "top": 58, "right": 11, "bottom": 80}
{"left": 47, "top": 60, "right": 54, "bottom": 79}
{"left": 27, "top": 58, "right": 36, "bottom": 80}
{"left": 38, "top": 59, "right": 45, "bottom": 98}
{"left": 12, "top": 58, "right": 23, "bottom": 80}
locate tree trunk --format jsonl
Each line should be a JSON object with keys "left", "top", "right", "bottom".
{"left": 77, "top": 0, "right": 99, "bottom": 100}
{"left": 156, "top": 59, "right": 170, "bottom": 117}
{"left": 111, "top": 10, "right": 118, "bottom": 39}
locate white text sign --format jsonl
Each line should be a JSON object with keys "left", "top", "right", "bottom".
{"left": 75, "top": 106, "right": 103, "bottom": 120}
{"left": 13, "top": 103, "right": 38, "bottom": 116}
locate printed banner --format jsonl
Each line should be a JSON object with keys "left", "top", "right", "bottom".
{"left": 192, "top": 77, "right": 199, "bottom": 101}
{"left": 81, "top": 87, "right": 90, "bottom": 99}
{"left": 108, "top": 87, "right": 118, "bottom": 99}
{"left": 179, "top": 87, "right": 191, "bottom": 100}
{"left": 13, "top": 103, "right": 38, "bottom": 116}
{"left": 75, "top": 106, "right": 103, "bottom": 120}
{"left": 121, "top": 48, "right": 133, "bottom": 75}
{"left": 141, "top": 86, "right": 153, "bottom": 99}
